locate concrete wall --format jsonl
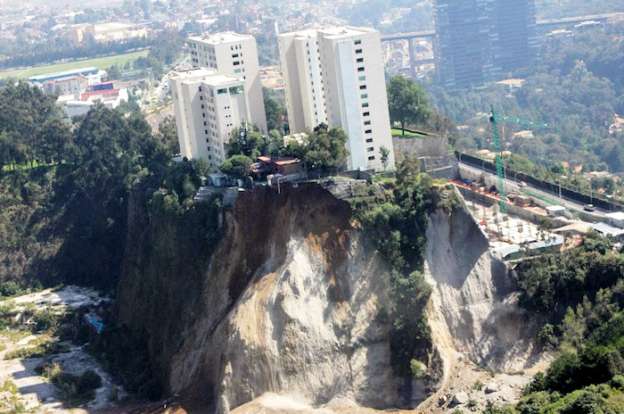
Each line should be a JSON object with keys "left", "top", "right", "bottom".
{"left": 393, "top": 135, "right": 449, "bottom": 162}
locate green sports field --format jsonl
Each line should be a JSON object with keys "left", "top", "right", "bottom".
{"left": 0, "top": 49, "right": 149, "bottom": 80}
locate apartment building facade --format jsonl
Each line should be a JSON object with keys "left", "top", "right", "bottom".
{"left": 278, "top": 29, "right": 327, "bottom": 133}
{"left": 279, "top": 26, "right": 395, "bottom": 172}
{"left": 170, "top": 69, "right": 251, "bottom": 168}
{"left": 188, "top": 32, "right": 267, "bottom": 132}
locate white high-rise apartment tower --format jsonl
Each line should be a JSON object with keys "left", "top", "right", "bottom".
{"left": 278, "top": 29, "right": 327, "bottom": 134}
{"left": 188, "top": 32, "right": 267, "bottom": 133}
{"left": 170, "top": 69, "right": 251, "bottom": 169}
{"left": 279, "top": 26, "right": 396, "bottom": 172}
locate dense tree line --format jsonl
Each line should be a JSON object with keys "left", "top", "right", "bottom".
{"left": 535, "top": 0, "right": 624, "bottom": 19}
{"left": 429, "top": 24, "right": 624, "bottom": 175}
{"left": 355, "top": 159, "right": 436, "bottom": 392}
{"left": 0, "top": 83, "right": 72, "bottom": 169}
{"left": 0, "top": 82, "right": 203, "bottom": 291}
{"left": 388, "top": 75, "right": 457, "bottom": 140}
{"left": 485, "top": 239, "right": 624, "bottom": 413}
{"left": 0, "top": 38, "right": 151, "bottom": 71}
{"left": 221, "top": 124, "right": 349, "bottom": 178}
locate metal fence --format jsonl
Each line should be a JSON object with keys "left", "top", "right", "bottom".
{"left": 456, "top": 151, "right": 624, "bottom": 212}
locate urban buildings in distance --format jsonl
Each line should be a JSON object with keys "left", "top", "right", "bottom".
{"left": 188, "top": 32, "right": 267, "bottom": 133}
{"left": 28, "top": 67, "right": 129, "bottom": 118}
{"left": 279, "top": 26, "right": 396, "bottom": 172}
{"left": 434, "top": 0, "right": 537, "bottom": 89}
{"left": 170, "top": 69, "right": 250, "bottom": 169}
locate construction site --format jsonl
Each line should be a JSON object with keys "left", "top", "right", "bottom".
{"left": 452, "top": 179, "right": 565, "bottom": 261}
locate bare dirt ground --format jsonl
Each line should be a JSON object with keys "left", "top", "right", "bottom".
{"left": 0, "top": 286, "right": 123, "bottom": 413}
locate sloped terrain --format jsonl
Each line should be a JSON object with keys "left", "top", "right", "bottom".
{"left": 117, "top": 184, "right": 406, "bottom": 413}
{"left": 421, "top": 203, "right": 548, "bottom": 412}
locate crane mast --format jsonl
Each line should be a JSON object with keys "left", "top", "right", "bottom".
{"left": 489, "top": 107, "right": 507, "bottom": 213}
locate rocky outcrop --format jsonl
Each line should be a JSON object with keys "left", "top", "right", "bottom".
{"left": 117, "top": 184, "right": 403, "bottom": 412}
{"left": 117, "top": 183, "right": 545, "bottom": 413}
{"left": 424, "top": 205, "right": 542, "bottom": 372}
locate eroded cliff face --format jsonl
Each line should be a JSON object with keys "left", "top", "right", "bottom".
{"left": 117, "top": 184, "right": 402, "bottom": 412}
{"left": 425, "top": 206, "right": 542, "bottom": 373}
{"left": 117, "top": 184, "right": 544, "bottom": 413}
{"left": 420, "top": 202, "right": 546, "bottom": 412}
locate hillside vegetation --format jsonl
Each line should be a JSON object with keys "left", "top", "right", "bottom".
{"left": 0, "top": 82, "right": 203, "bottom": 291}
{"left": 481, "top": 239, "right": 624, "bottom": 413}
{"left": 430, "top": 23, "right": 624, "bottom": 176}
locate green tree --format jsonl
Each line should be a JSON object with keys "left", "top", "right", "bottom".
{"left": 227, "top": 126, "right": 267, "bottom": 158}
{"left": 301, "top": 125, "right": 348, "bottom": 172}
{"left": 379, "top": 146, "right": 390, "bottom": 171}
{"left": 263, "top": 88, "right": 285, "bottom": 133}
{"left": 220, "top": 154, "right": 253, "bottom": 179}
{"left": 356, "top": 157, "right": 434, "bottom": 376}
{"left": 387, "top": 75, "right": 431, "bottom": 135}
{"left": 39, "top": 119, "right": 72, "bottom": 164}
{"left": 155, "top": 116, "right": 180, "bottom": 156}
{"left": 266, "top": 130, "right": 285, "bottom": 157}
{"left": 0, "top": 82, "right": 66, "bottom": 167}
{"left": 106, "top": 65, "right": 122, "bottom": 80}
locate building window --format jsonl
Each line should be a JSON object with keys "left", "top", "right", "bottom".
{"left": 354, "top": 39, "right": 362, "bottom": 45}
{"left": 361, "top": 93, "right": 368, "bottom": 99}
{"left": 368, "top": 156, "right": 375, "bottom": 161}
{"left": 357, "top": 67, "right": 365, "bottom": 72}
{"left": 367, "top": 147, "right": 374, "bottom": 152}
{"left": 365, "top": 129, "right": 372, "bottom": 134}
{"left": 355, "top": 48, "right": 363, "bottom": 54}
{"left": 362, "top": 102, "right": 369, "bottom": 108}
{"left": 229, "top": 86, "right": 243, "bottom": 95}
{"left": 366, "top": 138, "right": 373, "bottom": 143}
{"left": 359, "top": 85, "right": 367, "bottom": 90}
{"left": 364, "top": 120, "right": 371, "bottom": 125}
{"left": 363, "top": 111, "right": 370, "bottom": 117}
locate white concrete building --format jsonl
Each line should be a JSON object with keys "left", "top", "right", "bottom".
{"left": 278, "top": 29, "right": 327, "bottom": 133}
{"left": 29, "top": 67, "right": 105, "bottom": 95}
{"left": 59, "top": 88, "right": 129, "bottom": 118}
{"left": 188, "top": 32, "right": 267, "bottom": 133}
{"left": 278, "top": 26, "right": 395, "bottom": 171}
{"left": 170, "top": 69, "right": 251, "bottom": 168}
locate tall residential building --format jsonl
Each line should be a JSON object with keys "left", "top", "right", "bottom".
{"left": 434, "top": 0, "right": 537, "bottom": 89}
{"left": 278, "top": 29, "right": 327, "bottom": 134}
{"left": 278, "top": 26, "right": 396, "bottom": 172}
{"left": 188, "top": 32, "right": 267, "bottom": 132}
{"left": 170, "top": 69, "right": 251, "bottom": 169}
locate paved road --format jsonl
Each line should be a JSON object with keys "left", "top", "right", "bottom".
{"left": 458, "top": 162, "right": 608, "bottom": 220}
